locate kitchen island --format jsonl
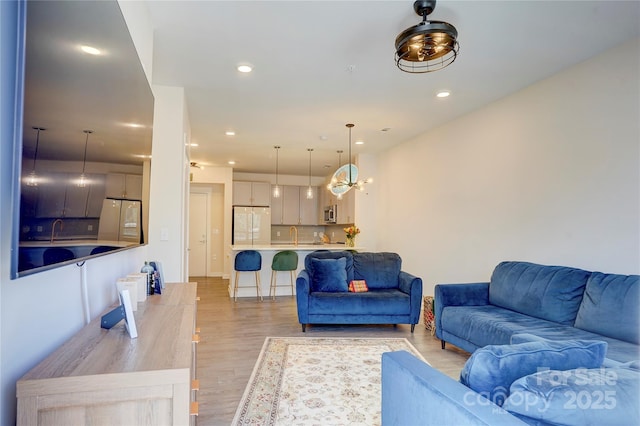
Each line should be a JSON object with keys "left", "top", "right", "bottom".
{"left": 229, "top": 244, "right": 363, "bottom": 299}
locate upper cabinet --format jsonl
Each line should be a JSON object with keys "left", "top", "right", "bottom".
{"left": 105, "top": 173, "right": 142, "bottom": 200}
{"left": 24, "top": 172, "right": 107, "bottom": 218}
{"left": 233, "top": 181, "right": 270, "bottom": 206}
{"left": 322, "top": 178, "right": 355, "bottom": 225}
{"left": 273, "top": 185, "right": 318, "bottom": 225}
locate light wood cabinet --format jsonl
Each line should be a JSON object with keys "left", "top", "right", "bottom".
{"left": 233, "top": 181, "right": 270, "bottom": 206}
{"left": 17, "top": 282, "right": 198, "bottom": 426}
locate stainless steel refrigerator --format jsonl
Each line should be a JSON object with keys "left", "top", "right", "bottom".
{"left": 97, "top": 198, "right": 143, "bottom": 243}
{"left": 232, "top": 206, "right": 271, "bottom": 245}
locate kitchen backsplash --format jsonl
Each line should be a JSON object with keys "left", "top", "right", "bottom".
{"left": 271, "top": 224, "right": 353, "bottom": 244}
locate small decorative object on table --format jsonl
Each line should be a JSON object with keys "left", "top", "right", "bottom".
{"left": 423, "top": 296, "right": 435, "bottom": 335}
{"left": 344, "top": 225, "right": 360, "bottom": 247}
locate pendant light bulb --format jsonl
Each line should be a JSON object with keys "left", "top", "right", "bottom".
{"left": 306, "top": 148, "right": 314, "bottom": 200}
{"left": 273, "top": 145, "right": 281, "bottom": 198}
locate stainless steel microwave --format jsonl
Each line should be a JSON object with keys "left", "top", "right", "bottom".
{"left": 324, "top": 205, "right": 337, "bottom": 223}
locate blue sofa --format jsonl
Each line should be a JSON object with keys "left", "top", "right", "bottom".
{"left": 435, "top": 261, "right": 640, "bottom": 365}
{"left": 295, "top": 251, "right": 422, "bottom": 332}
{"left": 382, "top": 348, "right": 640, "bottom": 425}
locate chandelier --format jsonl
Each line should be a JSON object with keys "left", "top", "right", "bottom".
{"left": 395, "top": 0, "right": 459, "bottom": 74}
{"left": 327, "top": 123, "right": 372, "bottom": 197}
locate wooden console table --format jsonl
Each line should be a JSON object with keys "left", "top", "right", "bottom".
{"left": 17, "top": 282, "right": 199, "bottom": 426}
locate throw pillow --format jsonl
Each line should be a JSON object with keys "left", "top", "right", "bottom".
{"left": 310, "top": 257, "right": 348, "bottom": 292}
{"left": 459, "top": 339, "right": 607, "bottom": 406}
{"left": 503, "top": 365, "right": 640, "bottom": 426}
{"left": 348, "top": 280, "right": 368, "bottom": 292}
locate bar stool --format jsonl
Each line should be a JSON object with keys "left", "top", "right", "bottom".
{"left": 233, "top": 250, "right": 263, "bottom": 301}
{"left": 269, "top": 250, "right": 298, "bottom": 299}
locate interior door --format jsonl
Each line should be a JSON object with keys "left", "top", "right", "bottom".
{"left": 188, "top": 192, "right": 208, "bottom": 276}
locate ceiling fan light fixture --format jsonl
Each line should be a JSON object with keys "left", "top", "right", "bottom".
{"left": 395, "top": 0, "right": 459, "bottom": 74}
{"left": 328, "top": 125, "right": 372, "bottom": 197}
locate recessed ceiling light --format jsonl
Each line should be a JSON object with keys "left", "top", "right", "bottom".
{"left": 228, "top": 160, "right": 236, "bottom": 165}
{"left": 355, "top": 140, "right": 364, "bottom": 145}
{"left": 190, "top": 143, "right": 199, "bottom": 147}
{"left": 79, "top": 45, "right": 101, "bottom": 55}
{"left": 225, "top": 131, "right": 236, "bottom": 136}
{"left": 437, "top": 90, "right": 451, "bottom": 98}
{"left": 237, "top": 64, "right": 253, "bottom": 73}
{"left": 123, "top": 122, "right": 144, "bottom": 128}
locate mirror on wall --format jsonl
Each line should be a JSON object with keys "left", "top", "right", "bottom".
{"left": 12, "top": 0, "right": 154, "bottom": 278}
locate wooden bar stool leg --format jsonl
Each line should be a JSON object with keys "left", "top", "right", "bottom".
{"left": 234, "top": 271, "right": 239, "bottom": 301}
{"left": 290, "top": 270, "right": 295, "bottom": 296}
{"left": 270, "top": 271, "right": 276, "bottom": 300}
{"left": 256, "top": 271, "right": 263, "bottom": 301}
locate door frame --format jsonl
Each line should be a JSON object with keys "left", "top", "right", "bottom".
{"left": 188, "top": 188, "right": 211, "bottom": 277}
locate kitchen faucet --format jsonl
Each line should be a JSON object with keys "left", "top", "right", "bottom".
{"left": 51, "top": 219, "right": 63, "bottom": 243}
{"left": 289, "top": 226, "right": 298, "bottom": 246}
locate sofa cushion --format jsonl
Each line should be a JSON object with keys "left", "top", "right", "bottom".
{"left": 574, "top": 272, "right": 640, "bottom": 344}
{"left": 309, "top": 257, "right": 348, "bottom": 292}
{"left": 489, "top": 261, "right": 590, "bottom": 325}
{"left": 460, "top": 339, "right": 607, "bottom": 406}
{"left": 353, "top": 252, "right": 401, "bottom": 289}
{"left": 305, "top": 250, "right": 354, "bottom": 283}
{"left": 309, "top": 289, "right": 410, "bottom": 315}
{"left": 503, "top": 364, "right": 640, "bottom": 426}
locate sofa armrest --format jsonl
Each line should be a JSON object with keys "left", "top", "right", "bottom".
{"left": 296, "top": 270, "right": 311, "bottom": 324}
{"left": 435, "top": 282, "right": 490, "bottom": 340}
{"left": 398, "top": 271, "right": 423, "bottom": 325}
{"left": 381, "top": 351, "right": 527, "bottom": 426}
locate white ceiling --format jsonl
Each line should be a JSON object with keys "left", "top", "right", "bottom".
{"left": 147, "top": 0, "right": 639, "bottom": 176}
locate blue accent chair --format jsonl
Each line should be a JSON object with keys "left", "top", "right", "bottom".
{"left": 233, "top": 250, "right": 262, "bottom": 301}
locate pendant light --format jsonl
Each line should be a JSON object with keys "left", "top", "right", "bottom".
{"left": 395, "top": 0, "right": 459, "bottom": 74}
{"left": 273, "top": 145, "right": 281, "bottom": 198}
{"left": 306, "top": 148, "right": 314, "bottom": 199}
{"left": 327, "top": 123, "right": 372, "bottom": 197}
{"left": 78, "top": 130, "right": 93, "bottom": 187}
{"left": 26, "top": 127, "right": 45, "bottom": 187}
{"left": 335, "top": 150, "right": 344, "bottom": 200}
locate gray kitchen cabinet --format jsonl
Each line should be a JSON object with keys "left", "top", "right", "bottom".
{"left": 233, "top": 181, "right": 270, "bottom": 206}
{"left": 282, "top": 185, "right": 300, "bottom": 224}
{"left": 105, "top": 173, "right": 142, "bottom": 200}
{"left": 299, "top": 186, "right": 318, "bottom": 225}
{"left": 271, "top": 185, "right": 283, "bottom": 224}
{"left": 280, "top": 185, "right": 318, "bottom": 225}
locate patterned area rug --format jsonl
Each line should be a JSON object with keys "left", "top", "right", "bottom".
{"left": 232, "top": 337, "right": 427, "bottom": 425}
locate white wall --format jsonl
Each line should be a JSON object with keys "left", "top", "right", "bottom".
{"left": 147, "top": 85, "right": 190, "bottom": 282}
{"left": 376, "top": 38, "right": 640, "bottom": 295}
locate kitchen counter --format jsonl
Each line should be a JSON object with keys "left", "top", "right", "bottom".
{"left": 231, "top": 243, "right": 360, "bottom": 251}
{"left": 229, "top": 244, "right": 364, "bottom": 299}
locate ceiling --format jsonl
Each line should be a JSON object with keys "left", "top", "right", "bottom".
{"left": 147, "top": 1, "right": 639, "bottom": 177}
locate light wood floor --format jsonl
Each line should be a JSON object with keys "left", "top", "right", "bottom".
{"left": 193, "top": 276, "right": 470, "bottom": 425}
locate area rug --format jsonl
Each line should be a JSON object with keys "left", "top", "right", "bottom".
{"left": 232, "top": 337, "right": 427, "bottom": 425}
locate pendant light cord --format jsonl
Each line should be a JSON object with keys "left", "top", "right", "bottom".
{"left": 82, "top": 130, "right": 93, "bottom": 174}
